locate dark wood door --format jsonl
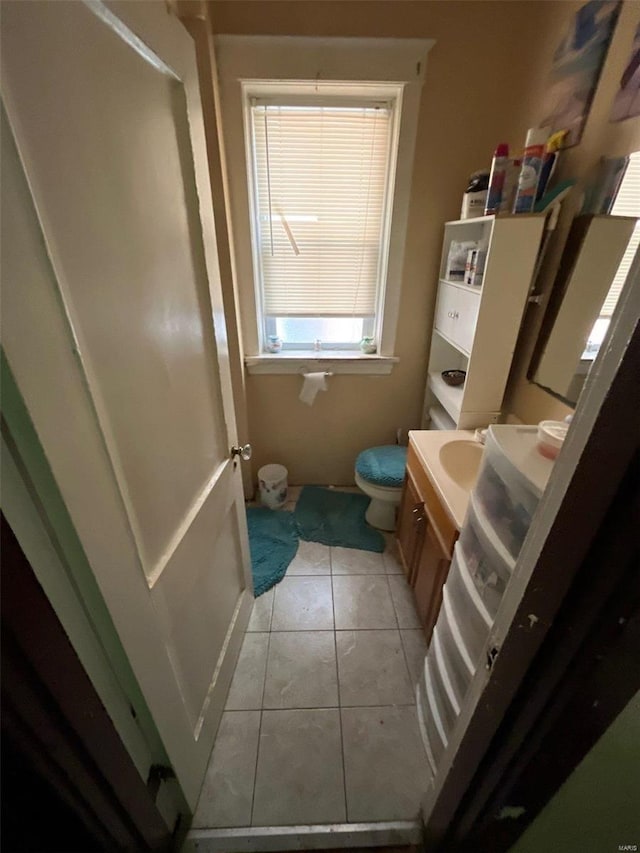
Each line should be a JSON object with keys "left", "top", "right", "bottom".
{"left": 1, "top": 515, "right": 174, "bottom": 852}
{"left": 413, "top": 519, "right": 451, "bottom": 644}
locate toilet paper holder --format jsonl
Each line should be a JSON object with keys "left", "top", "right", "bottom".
{"left": 298, "top": 369, "right": 332, "bottom": 406}
{"left": 298, "top": 369, "right": 334, "bottom": 377}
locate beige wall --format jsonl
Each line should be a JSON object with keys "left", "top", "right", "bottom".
{"left": 503, "top": 0, "right": 640, "bottom": 424}
{"left": 210, "top": 0, "right": 639, "bottom": 485}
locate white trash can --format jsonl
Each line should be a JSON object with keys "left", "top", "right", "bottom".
{"left": 258, "top": 464, "right": 288, "bottom": 510}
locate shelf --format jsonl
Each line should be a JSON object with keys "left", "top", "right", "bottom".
{"left": 445, "top": 213, "right": 545, "bottom": 226}
{"left": 428, "top": 371, "right": 463, "bottom": 423}
{"left": 439, "top": 278, "right": 483, "bottom": 295}
{"left": 428, "top": 404, "right": 455, "bottom": 431}
{"left": 433, "top": 328, "right": 471, "bottom": 359}
{"left": 427, "top": 213, "right": 546, "bottom": 433}
{"left": 445, "top": 214, "right": 495, "bottom": 226}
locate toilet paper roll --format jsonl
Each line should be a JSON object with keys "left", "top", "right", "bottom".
{"left": 299, "top": 372, "right": 328, "bottom": 406}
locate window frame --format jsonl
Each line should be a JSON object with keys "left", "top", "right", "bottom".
{"left": 244, "top": 86, "right": 402, "bottom": 353}
{"left": 214, "top": 35, "right": 434, "bottom": 374}
{"left": 582, "top": 152, "right": 640, "bottom": 361}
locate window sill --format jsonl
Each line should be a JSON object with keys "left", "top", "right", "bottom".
{"left": 245, "top": 351, "right": 399, "bottom": 375}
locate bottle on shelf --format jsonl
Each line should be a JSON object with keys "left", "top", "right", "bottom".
{"left": 484, "top": 143, "right": 510, "bottom": 215}
{"left": 499, "top": 158, "right": 521, "bottom": 213}
{"left": 513, "top": 127, "right": 551, "bottom": 214}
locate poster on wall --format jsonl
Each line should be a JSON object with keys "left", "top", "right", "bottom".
{"left": 610, "top": 22, "right": 640, "bottom": 121}
{"left": 541, "top": 0, "right": 622, "bottom": 147}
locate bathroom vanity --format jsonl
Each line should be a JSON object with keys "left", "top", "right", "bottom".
{"left": 414, "top": 425, "right": 554, "bottom": 773}
{"left": 397, "top": 430, "right": 482, "bottom": 641}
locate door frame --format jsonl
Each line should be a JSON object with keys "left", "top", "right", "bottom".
{"left": 1, "top": 513, "right": 176, "bottom": 851}
{"left": 421, "top": 253, "right": 640, "bottom": 843}
{"left": 175, "top": 0, "right": 254, "bottom": 499}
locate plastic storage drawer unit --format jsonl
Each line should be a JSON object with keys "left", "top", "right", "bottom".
{"left": 426, "top": 647, "right": 457, "bottom": 734}
{"left": 444, "top": 545, "right": 493, "bottom": 665}
{"left": 417, "top": 674, "right": 446, "bottom": 772}
{"left": 416, "top": 681, "right": 436, "bottom": 773}
{"left": 433, "top": 593, "right": 474, "bottom": 709}
{"left": 432, "top": 624, "right": 461, "bottom": 715}
{"left": 473, "top": 426, "right": 553, "bottom": 560}
{"left": 459, "top": 493, "right": 515, "bottom": 617}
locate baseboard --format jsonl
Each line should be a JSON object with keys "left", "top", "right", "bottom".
{"left": 182, "top": 820, "right": 422, "bottom": 852}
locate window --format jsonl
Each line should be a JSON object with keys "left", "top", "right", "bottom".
{"left": 603, "top": 152, "right": 640, "bottom": 315}
{"left": 246, "top": 90, "right": 399, "bottom": 351}
{"left": 215, "top": 34, "right": 433, "bottom": 372}
{"left": 583, "top": 152, "right": 640, "bottom": 359}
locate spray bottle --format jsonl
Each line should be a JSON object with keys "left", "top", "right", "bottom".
{"left": 536, "top": 129, "right": 569, "bottom": 202}
{"left": 513, "top": 127, "right": 550, "bottom": 213}
{"left": 500, "top": 159, "right": 521, "bottom": 213}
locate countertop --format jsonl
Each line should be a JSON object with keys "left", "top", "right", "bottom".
{"left": 408, "top": 429, "right": 480, "bottom": 530}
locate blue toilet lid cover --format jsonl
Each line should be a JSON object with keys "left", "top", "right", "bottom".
{"left": 355, "top": 445, "right": 407, "bottom": 488}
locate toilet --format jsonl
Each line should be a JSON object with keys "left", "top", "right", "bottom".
{"left": 355, "top": 445, "right": 408, "bottom": 531}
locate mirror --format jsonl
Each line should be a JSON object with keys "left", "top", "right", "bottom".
{"left": 530, "top": 154, "right": 639, "bottom": 405}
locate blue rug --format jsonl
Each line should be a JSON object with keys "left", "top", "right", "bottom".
{"left": 246, "top": 507, "right": 299, "bottom": 596}
{"left": 294, "top": 486, "right": 385, "bottom": 552}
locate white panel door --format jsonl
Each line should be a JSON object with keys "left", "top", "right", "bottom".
{"left": 1, "top": 0, "right": 253, "bottom": 811}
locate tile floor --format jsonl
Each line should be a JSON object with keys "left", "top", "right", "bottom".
{"left": 193, "top": 490, "right": 430, "bottom": 829}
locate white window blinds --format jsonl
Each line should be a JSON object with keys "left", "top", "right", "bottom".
{"left": 603, "top": 152, "right": 640, "bottom": 317}
{"left": 250, "top": 102, "right": 392, "bottom": 317}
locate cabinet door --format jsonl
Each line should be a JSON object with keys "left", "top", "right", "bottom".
{"left": 413, "top": 521, "right": 452, "bottom": 643}
{"left": 396, "top": 472, "right": 425, "bottom": 583}
{"left": 434, "top": 282, "right": 457, "bottom": 342}
{"left": 450, "top": 288, "right": 480, "bottom": 355}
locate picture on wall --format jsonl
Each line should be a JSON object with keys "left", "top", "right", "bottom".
{"left": 611, "top": 22, "right": 640, "bottom": 121}
{"left": 541, "top": 0, "right": 621, "bottom": 147}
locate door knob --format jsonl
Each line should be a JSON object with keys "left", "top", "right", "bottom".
{"left": 231, "top": 444, "right": 252, "bottom": 461}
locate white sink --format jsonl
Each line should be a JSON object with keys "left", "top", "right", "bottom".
{"left": 410, "top": 430, "right": 483, "bottom": 529}
{"left": 438, "top": 440, "right": 484, "bottom": 491}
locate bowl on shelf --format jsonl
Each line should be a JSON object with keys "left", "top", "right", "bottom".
{"left": 441, "top": 369, "right": 466, "bottom": 387}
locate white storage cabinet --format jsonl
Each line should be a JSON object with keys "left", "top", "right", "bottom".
{"left": 424, "top": 215, "right": 546, "bottom": 430}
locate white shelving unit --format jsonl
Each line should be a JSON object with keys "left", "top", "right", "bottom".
{"left": 423, "top": 214, "right": 546, "bottom": 430}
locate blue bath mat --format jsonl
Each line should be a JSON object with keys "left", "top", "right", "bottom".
{"left": 246, "top": 507, "right": 299, "bottom": 596}
{"left": 294, "top": 486, "right": 385, "bottom": 552}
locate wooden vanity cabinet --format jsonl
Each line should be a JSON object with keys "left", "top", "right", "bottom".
{"left": 396, "top": 469, "right": 425, "bottom": 583}
{"left": 397, "top": 443, "right": 458, "bottom": 642}
{"left": 412, "top": 523, "right": 451, "bottom": 641}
